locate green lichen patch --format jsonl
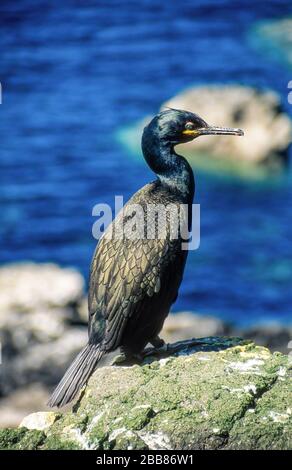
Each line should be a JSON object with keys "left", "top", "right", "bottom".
{"left": 1, "top": 338, "right": 291, "bottom": 450}
{"left": 0, "top": 428, "right": 45, "bottom": 450}
{"left": 226, "top": 360, "right": 292, "bottom": 450}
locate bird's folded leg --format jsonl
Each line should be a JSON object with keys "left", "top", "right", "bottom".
{"left": 112, "top": 348, "right": 144, "bottom": 366}
{"left": 150, "top": 335, "right": 166, "bottom": 349}
{"left": 143, "top": 337, "right": 169, "bottom": 358}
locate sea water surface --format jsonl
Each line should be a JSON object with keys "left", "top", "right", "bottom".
{"left": 0, "top": 1, "right": 292, "bottom": 326}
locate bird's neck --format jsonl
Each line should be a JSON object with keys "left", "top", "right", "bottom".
{"left": 142, "top": 134, "right": 194, "bottom": 202}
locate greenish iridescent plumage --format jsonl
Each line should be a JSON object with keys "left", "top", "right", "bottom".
{"left": 48, "top": 109, "right": 243, "bottom": 408}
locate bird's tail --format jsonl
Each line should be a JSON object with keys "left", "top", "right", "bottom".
{"left": 47, "top": 343, "right": 103, "bottom": 408}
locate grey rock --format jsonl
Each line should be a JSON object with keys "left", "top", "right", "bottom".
{"left": 161, "top": 311, "right": 229, "bottom": 343}
{"left": 1, "top": 328, "right": 87, "bottom": 394}
{"left": 0, "top": 263, "right": 87, "bottom": 398}
{"left": 1, "top": 338, "right": 290, "bottom": 450}
{"left": 239, "top": 323, "right": 292, "bottom": 355}
{"left": 0, "top": 262, "right": 84, "bottom": 313}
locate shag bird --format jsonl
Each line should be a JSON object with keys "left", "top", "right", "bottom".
{"left": 48, "top": 109, "right": 243, "bottom": 407}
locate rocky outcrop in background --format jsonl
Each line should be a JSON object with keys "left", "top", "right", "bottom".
{"left": 163, "top": 86, "right": 291, "bottom": 167}
{"left": 119, "top": 85, "right": 291, "bottom": 176}
{"left": 0, "top": 338, "right": 291, "bottom": 450}
{"left": 0, "top": 263, "right": 291, "bottom": 428}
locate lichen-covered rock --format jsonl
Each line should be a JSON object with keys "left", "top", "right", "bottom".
{"left": 0, "top": 428, "right": 46, "bottom": 450}
{"left": 2, "top": 337, "right": 290, "bottom": 450}
{"left": 0, "top": 261, "right": 290, "bottom": 429}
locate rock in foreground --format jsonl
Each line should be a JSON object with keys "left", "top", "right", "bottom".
{"left": 1, "top": 338, "right": 291, "bottom": 450}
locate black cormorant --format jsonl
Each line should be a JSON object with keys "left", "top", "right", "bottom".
{"left": 48, "top": 109, "right": 243, "bottom": 407}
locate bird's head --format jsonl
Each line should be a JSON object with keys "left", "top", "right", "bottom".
{"left": 143, "top": 108, "right": 244, "bottom": 146}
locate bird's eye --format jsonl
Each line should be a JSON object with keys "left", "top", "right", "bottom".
{"left": 185, "top": 122, "right": 195, "bottom": 130}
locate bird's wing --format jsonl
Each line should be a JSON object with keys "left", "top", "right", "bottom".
{"left": 88, "top": 201, "right": 185, "bottom": 351}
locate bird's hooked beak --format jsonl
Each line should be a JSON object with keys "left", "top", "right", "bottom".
{"left": 183, "top": 126, "right": 244, "bottom": 138}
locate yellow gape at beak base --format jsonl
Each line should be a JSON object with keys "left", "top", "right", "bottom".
{"left": 182, "top": 129, "right": 197, "bottom": 135}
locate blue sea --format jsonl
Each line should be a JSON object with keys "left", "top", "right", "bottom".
{"left": 0, "top": 1, "right": 291, "bottom": 326}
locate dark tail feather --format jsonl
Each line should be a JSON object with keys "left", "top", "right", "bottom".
{"left": 47, "top": 343, "right": 103, "bottom": 408}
